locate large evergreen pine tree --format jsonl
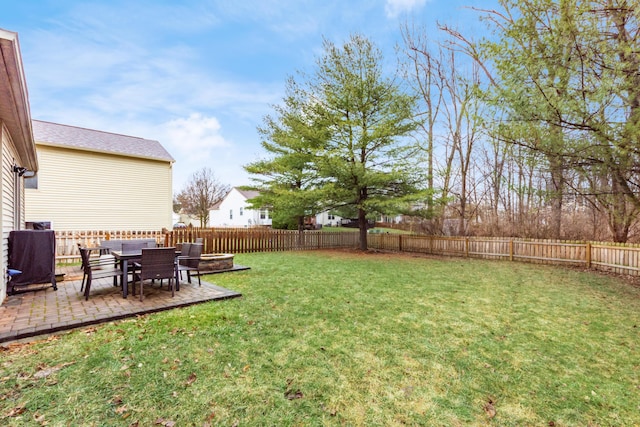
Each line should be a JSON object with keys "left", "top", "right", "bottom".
{"left": 247, "top": 34, "right": 423, "bottom": 250}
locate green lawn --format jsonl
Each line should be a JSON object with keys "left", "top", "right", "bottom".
{"left": 2, "top": 250, "right": 639, "bottom": 426}
{"left": 320, "top": 226, "right": 360, "bottom": 232}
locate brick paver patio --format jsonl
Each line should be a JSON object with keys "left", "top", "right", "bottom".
{"left": 0, "top": 265, "right": 244, "bottom": 344}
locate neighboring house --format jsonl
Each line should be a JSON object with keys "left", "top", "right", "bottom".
{"left": 172, "top": 212, "right": 181, "bottom": 225}
{"left": 182, "top": 215, "right": 200, "bottom": 227}
{"left": 315, "top": 211, "right": 343, "bottom": 228}
{"left": 26, "top": 120, "right": 175, "bottom": 231}
{"left": 208, "top": 186, "right": 345, "bottom": 229}
{"left": 378, "top": 214, "right": 403, "bottom": 224}
{"left": 0, "top": 29, "right": 39, "bottom": 302}
{"left": 209, "top": 187, "right": 272, "bottom": 227}
{"left": 173, "top": 212, "right": 199, "bottom": 227}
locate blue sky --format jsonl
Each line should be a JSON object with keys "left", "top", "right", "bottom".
{"left": 2, "top": 0, "right": 496, "bottom": 192}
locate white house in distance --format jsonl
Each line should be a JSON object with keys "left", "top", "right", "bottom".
{"left": 209, "top": 187, "right": 272, "bottom": 227}
{"left": 209, "top": 187, "right": 347, "bottom": 228}
{"left": 316, "top": 211, "right": 342, "bottom": 228}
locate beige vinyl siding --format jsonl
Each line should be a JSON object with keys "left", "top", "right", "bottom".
{"left": 26, "top": 144, "right": 173, "bottom": 231}
{"left": 1, "top": 122, "right": 21, "bottom": 302}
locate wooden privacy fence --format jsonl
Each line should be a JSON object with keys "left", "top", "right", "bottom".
{"left": 55, "top": 228, "right": 640, "bottom": 277}
{"left": 55, "top": 230, "right": 166, "bottom": 262}
{"left": 166, "top": 228, "right": 360, "bottom": 254}
{"left": 54, "top": 228, "right": 360, "bottom": 263}
{"left": 367, "top": 234, "right": 640, "bottom": 276}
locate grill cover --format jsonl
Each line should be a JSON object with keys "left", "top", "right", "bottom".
{"left": 8, "top": 230, "right": 57, "bottom": 293}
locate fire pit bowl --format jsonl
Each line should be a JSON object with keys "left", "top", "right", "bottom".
{"left": 199, "top": 253, "right": 235, "bottom": 272}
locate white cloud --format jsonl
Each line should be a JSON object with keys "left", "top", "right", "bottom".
{"left": 161, "top": 113, "right": 254, "bottom": 191}
{"left": 385, "top": 0, "right": 429, "bottom": 18}
{"left": 165, "top": 113, "right": 229, "bottom": 155}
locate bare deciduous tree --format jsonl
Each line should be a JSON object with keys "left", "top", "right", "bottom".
{"left": 175, "top": 168, "right": 230, "bottom": 228}
{"left": 400, "top": 24, "right": 444, "bottom": 224}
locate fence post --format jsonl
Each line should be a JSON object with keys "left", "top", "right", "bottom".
{"left": 465, "top": 237, "right": 469, "bottom": 257}
{"left": 398, "top": 235, "right": 403, "bottom": 252}
{"left": 509, "top": 239, "right": 514, "bottom": 261}
{"left": 586, "top": 242, "right": 591, "bottom": 268}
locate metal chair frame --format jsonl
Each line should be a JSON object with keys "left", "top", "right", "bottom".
{"left": 132, "top": 247, "right": 178, "bottom": 302}
{"left": 79, "top": 247, "right": 121, "bottom": 301}
{"left": 178, "top": 243, "right": 202, "bottom": 286}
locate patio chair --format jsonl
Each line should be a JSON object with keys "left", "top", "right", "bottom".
{"left": 175, "top": 243, "right": 191, "bottom": 280}
{"left": 78, "top": 243, "right": 87, "bottom": 271}
{"left": 78, "top": 242, "right": 110, "bottom": 271}
{"left": 178, "top": 243, "right": 202, "bottom": 286}
{"left": 178, "top": 242, "right": 192, "bottom": 256}
{"left": 121, "top": 241, "right": 149, "bottom": 280}
{"left": 79, "top": 247, "right": 121, "bottom": 301}
{"left": 121, "top": 241, "right": 149, "bottom": 253}
{"left": 132, "top": 247, "right": 178, "bottom": 301}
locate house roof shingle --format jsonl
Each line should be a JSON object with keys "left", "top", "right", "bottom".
{"left": 236, "top": 188, "right": 260, "bottom": 200}
{"left": 32, "top": 120, "right": 174, "bottom": 162}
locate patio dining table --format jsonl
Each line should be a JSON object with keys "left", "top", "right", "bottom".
{"left": 111, "top": 249, "right": 180, "bottom": 298}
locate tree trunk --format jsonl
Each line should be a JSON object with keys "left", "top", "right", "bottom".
{"left": 296, "top": 215, "right": 305, "bottom": 247}
{"left": 358, "top": 207, "right": 368, "bottom": 251}
{"left": 458, "top": 163, "right": 467, "bottom": 235}
{"left": 607, "top": 180, "right": 631, "bottom": 243}
{"left": 548, "top": 156, "right": 564, "bottom": 239}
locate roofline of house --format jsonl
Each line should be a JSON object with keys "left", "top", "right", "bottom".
{"left": 234, "top": 187, "right": 260, "bottom": 200}
{"left": 0, "top": 28, "right": 37, "bottom": 171}
{"left": 35, "top": 139, "right": 175, "bottom": 163}
{"left": 32, "top": 119, "right": 175, "bottom": 163}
